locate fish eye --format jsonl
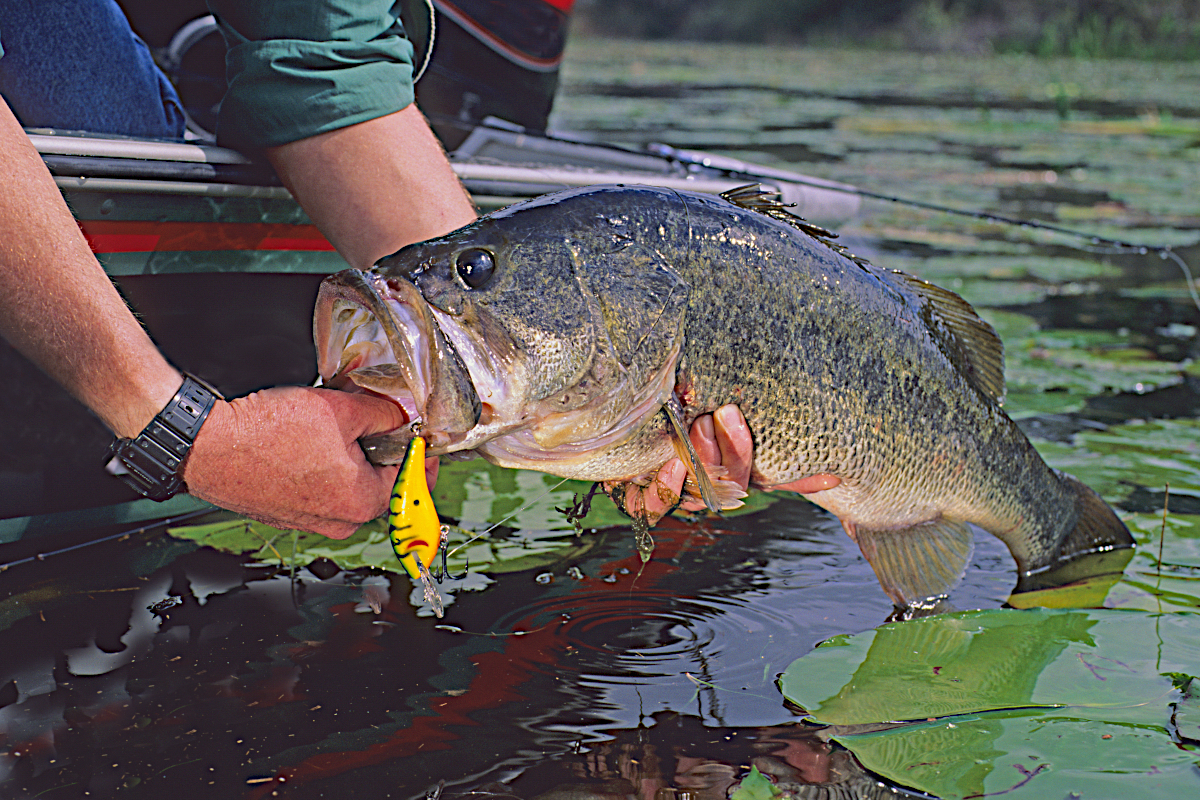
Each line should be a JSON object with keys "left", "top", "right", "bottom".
{"left": 454, "top": 248, "right": 495, "bottom": 289}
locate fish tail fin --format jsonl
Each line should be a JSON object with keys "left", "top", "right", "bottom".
{"left": 853, "top": 518, "right": 974, "bottom": 609}
{"left": 1010, "top": 472, "right": 1135, "bottom": 597}
{"left": 1055, "top": 471, "right": 1135, "bottom": 559}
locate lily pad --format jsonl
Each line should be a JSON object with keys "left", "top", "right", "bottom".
{"left": 778, "top": 608, "right": 1200, "bottom": 799}
{"left": 730, "top": 765, "right": 781, "bottom": 800}
{"left": 1037, "top": 418, "right": 1200, "bottom": 502}
{"left": 920, "top": 253, "right": 1123, "bottom": 285}
{"left": 166, "top": 508, "right": 596, "bottom": 579}
{"left": 1105, "top": 509, "right": 1200, "bottom": 613}
{"left": 167, "top": 458, "right": 781, "bottom": 577}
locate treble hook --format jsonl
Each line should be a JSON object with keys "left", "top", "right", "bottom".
{"left": 433, "top": 526, "right": 468, "bottom": 582}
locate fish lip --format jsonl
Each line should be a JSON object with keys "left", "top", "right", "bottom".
{"left": 315, "top": 269, "right": 481, "bottom": 450}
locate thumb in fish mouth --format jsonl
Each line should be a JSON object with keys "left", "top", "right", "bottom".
{"left": 359, "top": 424, "right": 419, "bottom": 465}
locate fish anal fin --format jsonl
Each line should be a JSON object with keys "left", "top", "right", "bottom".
{"left": 853, "top": 518, "right": 975, "bottom": 609}
{"left": 886, "top": 270, "right": 1007, "bottom": 404}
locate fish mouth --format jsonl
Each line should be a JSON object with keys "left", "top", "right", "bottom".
{"left": 314, "top": 269, "right": 481, "bottom": 460}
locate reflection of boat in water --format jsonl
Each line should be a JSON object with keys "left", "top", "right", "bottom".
{"left": 0, "top": 0, "right": 858, "bottom": 538}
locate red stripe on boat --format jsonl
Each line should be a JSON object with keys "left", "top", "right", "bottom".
{"left": 79, "top": 220, "right": 335, "bottom": 253}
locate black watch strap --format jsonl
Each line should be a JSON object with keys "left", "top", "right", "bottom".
{"left": 105, "top": 375, "right": 220, "bottom": 502}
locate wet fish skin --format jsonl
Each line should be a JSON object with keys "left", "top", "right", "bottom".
{"left": 318, "top": 184, "right": 1133, "bottom": 607}
{"left": 606, "top": 186, "right": 1117, "bottom": 600}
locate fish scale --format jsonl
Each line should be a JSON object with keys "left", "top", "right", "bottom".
{"left": 315, "top": 184, "right": 1133, "bottom": 609}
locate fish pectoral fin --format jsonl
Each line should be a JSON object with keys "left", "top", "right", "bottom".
{"left": 662, "top": 403, "right": 721, "bottom": 512}
{"left": 682, "top": 464, "right": 747, "bottom": 511}
{"left": 853, "top": 518, "right": 974, "bottom": 609}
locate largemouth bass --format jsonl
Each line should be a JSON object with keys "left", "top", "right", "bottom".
{"left": 314, "top": 184, "right": 1133, "bottom": 607}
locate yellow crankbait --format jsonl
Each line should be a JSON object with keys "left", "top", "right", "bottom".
{"left": 388, "top": 436, "right": 441, "bottom": 581}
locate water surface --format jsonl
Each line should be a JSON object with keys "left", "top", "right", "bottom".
{"left": 3, "top": 38, "right": 1199, "bottom": 799}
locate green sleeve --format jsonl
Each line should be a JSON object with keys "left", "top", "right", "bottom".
{"left": 209, "top": 0, "right": 416, "bottom": 154}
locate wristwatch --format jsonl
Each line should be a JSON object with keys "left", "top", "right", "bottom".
{"left": 105, "top": 374, "right": 220, "bottom": 502}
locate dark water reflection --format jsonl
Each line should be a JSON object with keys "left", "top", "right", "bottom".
{"left": 0, "top": 496, "right": 1010, "bottom": 798}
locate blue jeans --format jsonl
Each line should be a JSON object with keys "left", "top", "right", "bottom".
{"left": 0, "top": 0, "right": 186, "bottom": 139}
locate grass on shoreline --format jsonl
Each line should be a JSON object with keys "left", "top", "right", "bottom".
{"left": 572, "top": 0, "right": 1200, "bottom": 62}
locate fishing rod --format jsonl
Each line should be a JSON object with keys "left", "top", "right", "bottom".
{"left": 856, "top": 183, "right": 1200, "bottom": 314}
{"left": 443, "top": 116, "right": 1198, "bottom": 293}
{"left": 467, "top": 118, "right": 1199, "bottom": 312}
{"left": 0, "top": 506, "right": 215, "bottom": 572}
{"left": 646, "top": 141, "right": 1200, "bottom": 314}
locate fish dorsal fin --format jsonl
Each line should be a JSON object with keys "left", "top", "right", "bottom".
{"left": 885, "top": 269, "right": 1007, "bottom": 404}
{"left": 720, "top": 184, "right": 868, "bottom": 267}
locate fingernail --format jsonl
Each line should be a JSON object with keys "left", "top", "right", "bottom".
{"left": 715, "top": 404, "right": 740, "bottom": 428}
{"left": 659, "top": 458, "right": 686, "bottom": 488}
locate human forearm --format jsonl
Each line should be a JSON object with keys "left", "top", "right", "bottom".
{"left": 266, "top": 105, "right": 477, "bottom": 268}
{"left": 0, "top": 100, "right": 181, "bottom": 438}
{"left": 211, "top": 0, "right": 474, "bottom": 266}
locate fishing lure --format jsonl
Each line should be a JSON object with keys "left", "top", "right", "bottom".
{"left": 388, "top": 436, "right": 442, "bottom": 581}
{"left": 388, "top": 436, "right": 446, "bottom": 617}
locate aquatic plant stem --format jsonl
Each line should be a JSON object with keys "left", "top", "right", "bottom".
{"left": 1157, "top": 483, "right": 1169, "bottom": 606}
{"left": 1160, "top": 251, "right": 1200, "bottom": 314}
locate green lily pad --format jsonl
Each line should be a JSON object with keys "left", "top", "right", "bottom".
{"left": 920, "top": 254, "right": 1123, "bottom": 284}
{"left": 1037, "top": 418, "right": 1200, "bottom": 502}
{"left": 1173, "top": 678, "right": 1200, "bottom": 746}
{"left": 166, "top": 508, "right": 595, "bottom": 579}
{"left": 778, "top": 608, "right": 1200, "bottom": 799}
{"left": 167, "top": 458, "right": 781, "bottom": 576}
{"left": 730, "top": 765, "right": 781, "bottom": 800}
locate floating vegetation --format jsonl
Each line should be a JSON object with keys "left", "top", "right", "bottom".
{"left": 779, "top": 608, "right": 1200, "bottom": 799}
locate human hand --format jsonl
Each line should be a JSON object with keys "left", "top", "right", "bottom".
{"left": 181, "top": 386, "right": 438, "bottom": 539}
{"left": 607, "top": 404, "right": 754, "bottom": 525}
